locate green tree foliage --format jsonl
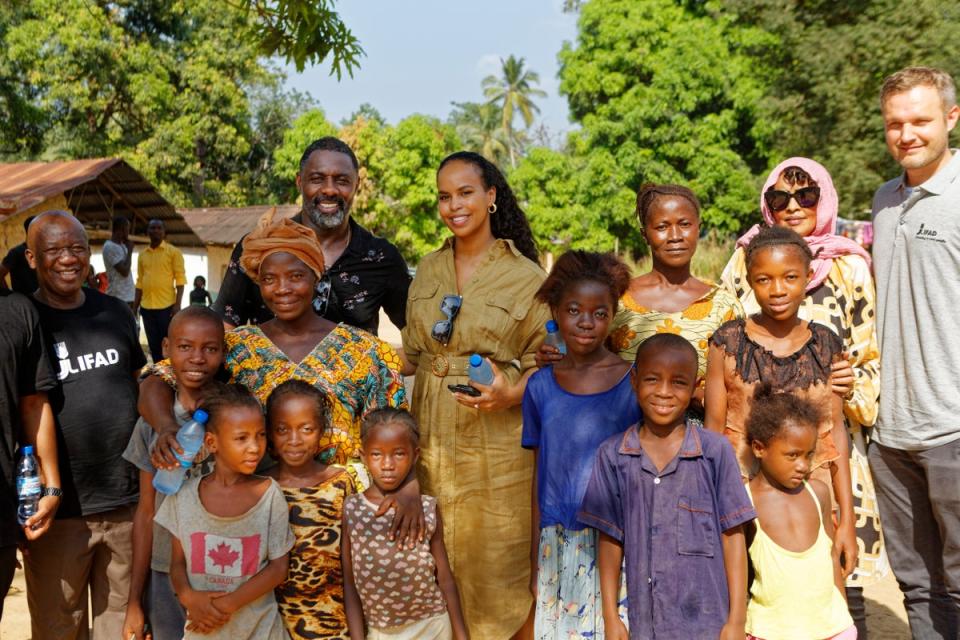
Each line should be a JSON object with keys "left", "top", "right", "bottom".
{"left": 277, "top": 112, "right": 461, "bottom": 259}
{"left": 272, "top": 108, "right": 339, "bottom": 197}
{"left": 0, "top": 0, "right": 336, "bottom": 206}
{"left": 448, "top": 101, "right": 511, "bottom": 166}
{"left": 483, "top": 55, "right": 547, "bottom": 167}
{"left": 722, "top": 0, "right": 960, "bottom": 217}
{"left": 239, "top": 0, "right": 363, "bottom": 77}
{"left": 363, "top": 115, "right": 461, "bottom": 258}
{"left": 558, "top": 0, "right": 778, "bottom": 234}
{"left": 512, "top": 145, "right": 636, "bottom": 253}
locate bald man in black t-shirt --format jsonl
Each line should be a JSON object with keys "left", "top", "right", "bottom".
{"left": 23, "top": 211, "right": 145, "bottom": 638}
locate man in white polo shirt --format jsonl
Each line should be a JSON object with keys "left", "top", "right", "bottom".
{"left": 102, "top": 216, "right": 135, "bottom": 310}
{"left": 870, "top": 66, "right": 960, "bottom": 640}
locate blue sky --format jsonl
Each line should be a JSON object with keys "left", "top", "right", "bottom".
{"left": 283, "top": 1, "right": 578, "bottom": 135}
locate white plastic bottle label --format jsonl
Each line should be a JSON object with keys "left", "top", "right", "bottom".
{"left": 17, "top": 476, "right": 42, "bottom": 497}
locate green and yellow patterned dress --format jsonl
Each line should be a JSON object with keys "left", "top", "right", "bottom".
{"left": 607, "top": 282, "right": 744, "bottom": 384}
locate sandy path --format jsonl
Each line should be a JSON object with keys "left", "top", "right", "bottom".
{"left": 1, "top": 562, "right": 912, "bottom": 638}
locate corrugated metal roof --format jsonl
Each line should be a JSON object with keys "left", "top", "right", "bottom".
{"left": 0, "top": 158, "right": 203, "bottom": 246}
{"left": 179, "top": 205, "right": 300, "bottom": 246}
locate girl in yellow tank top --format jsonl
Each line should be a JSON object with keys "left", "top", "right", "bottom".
{"left": 744, "top": 388, "right": 855, "bottom": 640}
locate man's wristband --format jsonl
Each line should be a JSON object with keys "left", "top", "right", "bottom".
{"left": 41, "top": 487, "right": 63, "bottom": 498}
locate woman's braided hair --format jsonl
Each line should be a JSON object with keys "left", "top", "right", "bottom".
{"left": 636, "top": 183, "right": 701, "bottom": 226}
{"left": 438, "top": 151, "right": 539, "bottom": 263}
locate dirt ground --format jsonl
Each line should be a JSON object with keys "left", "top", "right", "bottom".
{"left": 0, "top": 561, "right": 912, "bottom": 639}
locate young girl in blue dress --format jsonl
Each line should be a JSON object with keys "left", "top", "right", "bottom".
{"left": 521, "top": 250, "right": 636, "bottom": 638}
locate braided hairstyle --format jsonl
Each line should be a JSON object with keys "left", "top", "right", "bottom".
{"left": 266, "top": 380, "right": 331, "bottom": 435}
{"left": 438, "top": 151, "right": 539, "bottom": 263}
{"left": 746, "top": 384, "right": 821, "bottom": 446}
{"left": 636, "top": 183, "right": 702, "bottom": 227}
{"left": 361, "top": 408, "right": 421, "bottom": 448}
{"left": 535, "top": 250, "right": 631, "bottom": 311}
{"left": 744, "top": 225, "right": 814, "bottom": 271}
{"left": 199, "top": 383, "right": 263, "bottom": 433}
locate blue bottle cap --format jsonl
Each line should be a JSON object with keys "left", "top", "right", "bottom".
{"left": 192, "top": 409, "right": 209, "bottom": 424}
{"left": 545, "top": 320, "right": 558, "bottom": 332}
{"left": 22, "top": 445, "right": 34, "bottom": 455}
{"left": 469, "top": 354, "right": 483, "bottom": 367}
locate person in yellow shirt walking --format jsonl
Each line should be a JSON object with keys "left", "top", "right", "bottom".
{"left": 134, "top": 219, "right": 186, "bottom": 362}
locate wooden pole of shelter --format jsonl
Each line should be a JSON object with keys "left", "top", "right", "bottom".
{"left": 95, "top": 175, "right": 152, "bottom": 232}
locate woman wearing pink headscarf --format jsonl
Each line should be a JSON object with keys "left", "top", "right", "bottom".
{"left": 721, "top": 157, "right": 884, "bottom": 639}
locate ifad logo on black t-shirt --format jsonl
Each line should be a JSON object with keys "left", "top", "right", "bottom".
{"left": 54, "top": 341, "right": 121, "bottom": 381}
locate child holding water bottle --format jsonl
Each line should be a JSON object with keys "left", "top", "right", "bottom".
{"left": 522, "top": 250, "right": 636, "bottom": 637}
{"left": 122, "top": 306, "right": 224, "bottom": 640}
{"left": 156, "top": 383, "right": 294, "bottom": 639}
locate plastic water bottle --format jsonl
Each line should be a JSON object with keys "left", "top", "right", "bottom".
{"left": 16, "top": 446, "right": 42, "bottom": 525}
{"left": 153, "top": 409, "right": 209, "bottom": 496}
{"left": 544, "top": 320, "right": 567, "bottom": 355}
{"left": 468, "top": 354, "right": 494, "bottom": 386}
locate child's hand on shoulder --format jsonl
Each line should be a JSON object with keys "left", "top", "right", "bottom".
{"left": 181, "top": 588, "right": 230, "bottom": 633}
{"left": 719, "top": 620, "right": 746, "bottom": 640}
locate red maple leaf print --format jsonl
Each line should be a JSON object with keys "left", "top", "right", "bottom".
{"left": 208, "top": 542, "right": 240, "bottom": 573}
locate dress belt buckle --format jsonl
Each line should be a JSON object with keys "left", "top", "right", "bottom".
{"left": 432, "top": 354, "right": 449, "bottom": 377}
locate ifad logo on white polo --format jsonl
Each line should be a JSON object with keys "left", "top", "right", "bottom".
{"left": 57, "top": 347, "right": 121, "bottom": 380}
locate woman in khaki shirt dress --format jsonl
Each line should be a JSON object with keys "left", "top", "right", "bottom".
{"left": 402, "top": 152, "right": 550, "bottom": 639}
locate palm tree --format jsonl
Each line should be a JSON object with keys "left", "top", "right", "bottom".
{"left": 450, "top": 101, "right": 511, "bottom": 166}
{"left": 482, "top": 55, "right": 546, "bottom": 167}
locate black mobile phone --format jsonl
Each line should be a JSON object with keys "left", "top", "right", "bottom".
{"left": 447, "top": 383, "right": 481, "bottom": 397}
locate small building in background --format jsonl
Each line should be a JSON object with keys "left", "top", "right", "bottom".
{"left": 0, "top": 158, "right": 205, "bottom": 291}
{"left": 178, "top": 205, "right": 299, "bottom": 298}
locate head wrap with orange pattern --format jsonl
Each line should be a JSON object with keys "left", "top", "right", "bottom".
{"left": 240, "top": 207, "right": 325, "bottom": 282}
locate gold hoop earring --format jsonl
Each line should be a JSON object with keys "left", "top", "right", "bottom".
{"left": 488, "top": 203, "right": 497, "bottom": 214}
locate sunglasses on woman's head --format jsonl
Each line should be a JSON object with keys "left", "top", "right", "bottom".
{"left": 764, "top": 186, "right": 820, "bottom": 212}
{"left": 431, "top": 295, "right": 462, "bottom": 346}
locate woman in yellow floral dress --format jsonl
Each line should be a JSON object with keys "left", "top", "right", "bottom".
{"left": 603, "top": 185, "right": 743, "bottom": 412}
{"left": 402, "top": 152, "right": 550, "bottom": 639}
{"left": 720, "top": 157, "right": 884, "bottom": 638}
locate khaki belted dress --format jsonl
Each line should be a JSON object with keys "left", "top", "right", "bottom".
{"left": 402, "top": 238, "right": 550, "bottom": 639}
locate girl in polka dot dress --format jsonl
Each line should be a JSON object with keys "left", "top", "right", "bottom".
{"left": 342, "top": 409, "right": 468, "bottom": 639}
